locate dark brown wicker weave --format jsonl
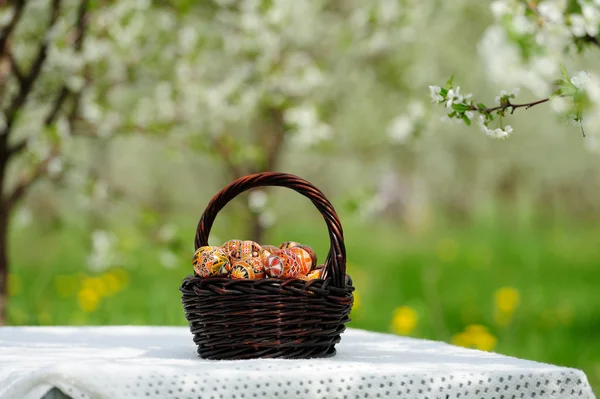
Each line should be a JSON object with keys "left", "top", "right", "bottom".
{"left": 180, "top": 172, "right": 354, "bottom": 360}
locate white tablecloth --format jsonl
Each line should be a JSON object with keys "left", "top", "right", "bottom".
{"left": 0, "top": 326, "right": 595, "bottom": 399}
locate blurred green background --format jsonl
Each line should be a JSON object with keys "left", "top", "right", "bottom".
{"left": 1, "top": 0, "right": 599, "bottom": 395}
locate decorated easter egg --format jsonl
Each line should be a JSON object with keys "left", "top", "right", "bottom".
{"left": 289, "top": 246, "right": 312, "bottom": 275}
{"left": 193, "top": 246, "right": 230, "bottom": 278}
{"left": 230, "top": 258, "right": 265, "bottom": 280}
{"left": 280, "top": 249, "right": 302, "bottom": 278}
{"left": 278, "top": 241, "right": 301, "bottom": 250}
{"left": 264, "top": 249, "right": 287, "bottom": 278}
{"left": 261, "top": 244, "right": 279, "bottom": 258}
{"left": 222, "top": 239, "right": 242, "bottom": 258}
{"left": 300, "top": 245, "right": 317, "bottom": 269}
{"left": 299, "top": 269, "right": 321, "bottom": 281}
{"left": 229, "top": 240, "right": 263, "bottom": 261}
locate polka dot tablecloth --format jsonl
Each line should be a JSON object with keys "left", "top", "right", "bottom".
{"left": 0, "top": 327, "right": 595, "bottom": 399}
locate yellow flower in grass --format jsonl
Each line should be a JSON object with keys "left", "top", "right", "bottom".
{"left": 391, "top": 306, "right": 418, "bottom": 335}
{"left": 102, "top": 271, "right": 124, "bottom": 296}
{"left": 77, "top": 288, "right": 100, "bottom": 312}
{"left": 452, "top": 324, "right": 497, "bottom": 352}
{"left": 82, "top": 276, "right": 107, "bottom": 297}
{"left": 494, "top": 286, "right": 520, "bottom": 314}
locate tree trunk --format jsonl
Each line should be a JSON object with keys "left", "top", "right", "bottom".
{"left": 0, "top": 205, "right": 9, "bottom": 326}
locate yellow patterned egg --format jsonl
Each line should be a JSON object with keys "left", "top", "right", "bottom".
{"left": 299, "top": 269, "right": 322, "bottom": 281}
{"left": 230, "top": 258, "right": 265, "bottom": 280}
{"left": 193, "top": 246, "right": 230, "bottom": 278}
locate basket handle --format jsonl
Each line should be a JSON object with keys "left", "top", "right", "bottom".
{"left": 195, "top": 172, "right": 347, "bottom": 288}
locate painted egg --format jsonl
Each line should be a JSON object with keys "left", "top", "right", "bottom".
{"left": 280, "top": 249, "right": 302, "bottom": 278}
{"left": 299, "top": 269, "right": 321, "bottom": 281}
{"left": 264, "top": 249, "right": 287, "bottom": 278}
{"left": 278, "top": 241, "right": 301, "bottom": 250}
{"left": 289, "top": 246, "right": 312, "bottom": 275}
{"left": 261, "top": 244, "right": 279, "bottom": 259}
{"left": 230, "top": 258, "right": 265, "bottom": 280}
{"left": 193, "top": 246, "right": 230, "bottom": 278}
{"left": 228, "top": 240, "right": 263, "bottom": 261}
{"left": 300, "top": 245, "right": 317, "bottom": 269}
{"left": 222, "top": 239, "right": 242, "bottom": 258}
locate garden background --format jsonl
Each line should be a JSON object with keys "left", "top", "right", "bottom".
{"left": 1, "top": 0, "right": 599, "bottom": 394}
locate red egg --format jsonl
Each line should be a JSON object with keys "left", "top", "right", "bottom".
{"left": 264, "top": 249, "right": 287, "bottom": 278}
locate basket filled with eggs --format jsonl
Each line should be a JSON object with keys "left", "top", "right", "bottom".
{"left": 180, "top": 172, "right": 354, "bottom": 360}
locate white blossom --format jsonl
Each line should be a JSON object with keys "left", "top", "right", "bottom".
{"left": 248, "top": 190, "right": 268, "bottom": 212}
{"left": 478, "top": 115, "right": 513, "bottom": 139}
{"left": 571, "top": 71, "right": 590, "bottom": 89}
{"left": 0, "top": 7, "right": 15, "bottom": 29}
{"left": 428, "top": 85, "right": 443, "bottom": 103}
{"left": 490, "top": 1, "right": 510, "bottom": 18}
{"left": 388, "top": 115, "right": 414, "bottom": 143}
{"left": 87, "top": 230, "right": 121, "bottom": 272}
{"left": 47, "top": 158, "right": 63, "bottom": 177}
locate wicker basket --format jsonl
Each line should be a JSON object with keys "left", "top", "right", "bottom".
{"left": 180, "top": 172, "right": 354, "bottom": 360}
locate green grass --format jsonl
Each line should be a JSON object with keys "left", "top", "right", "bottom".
{"left": 6, "top": 208, "right": 600, "bottom": 393}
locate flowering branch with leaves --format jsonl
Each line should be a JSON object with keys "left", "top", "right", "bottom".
{"left": 428, "top": 0, "right": 600, "bottom": 142}
{"left": 429, "top": 66, "right": 600, "bottom": 139}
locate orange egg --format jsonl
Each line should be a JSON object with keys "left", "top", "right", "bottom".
{"left": 289, "top": 246, "right": 312, "bottom": 276}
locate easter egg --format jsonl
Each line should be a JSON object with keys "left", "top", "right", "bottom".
{"left": 300, "top": 245, "right": 317, "bottom": 269}
{"left": 261, "top": 244, "right": 279, "bottom": 258}
{"left": 228, "top": 240, "right": 263, "bottom": 261}
{"left": 278, "top": 241, "right": 301, "bottom": 250}
{"left": 222, "top": 239, "right": 242, "bottom": 252}
{"left": 289, "top": 246, "right": 312, "bottom": 275}
{"left": 264, "top": 249, "right": 287, "bottom": 278}
{"left": 280, "top": 249, "right": 302, "bottom": 278}
{"left": 193, "top": 246, "right": 230, "bottom": 278}
{"left": 299, "top": 269, "right": 321, "bottom": 281}
{"left": 230, "top": 258, "right": 265, "bottom": 280}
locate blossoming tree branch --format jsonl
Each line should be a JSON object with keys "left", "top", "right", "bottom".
{"left": 429, "top": 0, "right": 600, "bottom": 141}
